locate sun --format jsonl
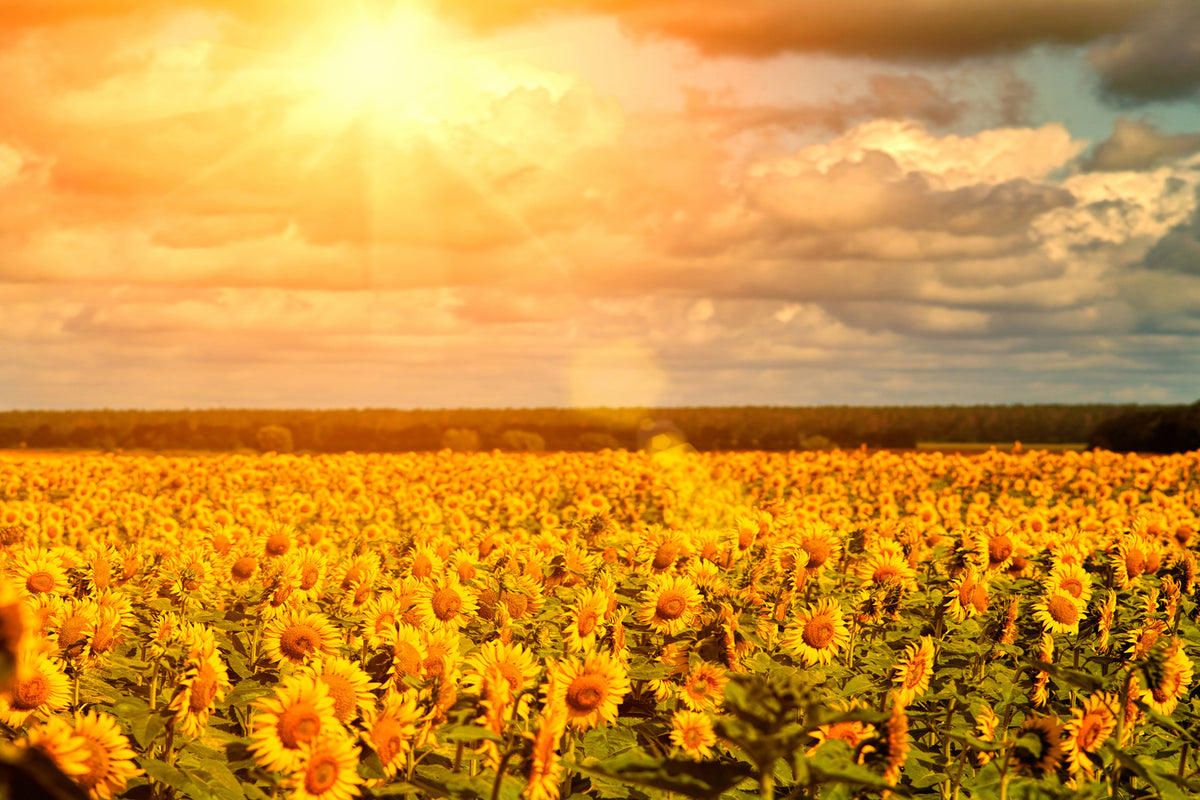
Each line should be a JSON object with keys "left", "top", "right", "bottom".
{"left": 306, "top": 8, "right": 453, "bottom": 123}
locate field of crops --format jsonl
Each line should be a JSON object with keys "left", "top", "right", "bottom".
{"left": 1, "top": 446, "right": 1198, "bottom": 800}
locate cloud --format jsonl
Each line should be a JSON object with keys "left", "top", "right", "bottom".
{"left": 436, "top": 0, "right": 1164, "bottom": 60}
{"left": 1082, "top": 118, "right": 1200, "bottom": 171}
{"left": 685, "top": 73, "right": 967, "bottom": 136}
{"left": 1089, "top": 2, "right": 1200, "bottom": 104}
{"left": 1142, "top": 188, "right": 1200, "bottom": 275}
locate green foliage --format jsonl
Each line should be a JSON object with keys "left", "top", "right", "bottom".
{"left": 254, "top": 425, "right": 293, "bottom": 454}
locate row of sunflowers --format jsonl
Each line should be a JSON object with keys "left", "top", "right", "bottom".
{"left": 0, "top": 445, "right": 1198, "bottom": 799}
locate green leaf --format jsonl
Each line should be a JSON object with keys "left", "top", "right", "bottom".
{"left": 141, "top": 758, "right": 200, "bottom": 795}
{"left": 569, "top": 753, "right": 755, "bottom": 800}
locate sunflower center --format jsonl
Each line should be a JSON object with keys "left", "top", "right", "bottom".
{"left": 341, "top": 566, "right": 362, "bottom": 591}
{"left": 322, "top": 673, "right": 357, "bottom": 722}
{"left": 411, "top": 554, "right": 433, "bottom": 578}
{"left": 265, "top": 532, "right": 290, "bottom": 556}
{"left": 1076, "top": 716, "right": 1103, "bottom": 750}
{"left": 277, "top": 702, "right": 322, "bottom": 749}
{"left": 498, "top": 661, "right": 524, "bottom": 689}
{"left": 189, "top": 663, "right": 220, "bottom": 712}
{"left": 1047, "top": 595, "right": 1078, "bottom": 625}
{"left": 93, "top": 559, "right": 112, "bottom": 591}
{"left": 12, "top": 674, "right": 49, "bottom": 710}
{"left": 1059, "top": 577, "right": 1084, "bottom": 598}
{"left": 374, "top": 717, "right": 407, "bottom": 763}
{"left": 874, "top": 565, "right": 900, "bottom": 583}
{"left": 504, "top": 592, "right": 529, "bottom": 618}
{"left": 280, "top": 624, "right": 320, "bottom": 661}
{"left": 1124, "top": 548, "right": 1145, "bottom": 577}
{"left": 802, "top": 538, "right": 831, "bottom": 568}
{"left": 26, "top": 571, "right": 55, "bottom": 594}
{"left": 566, "top": 674, "right": 606, "bottom": 713}
{"left": 988, "top": 535, "right": 1013, "bottom": 565}
{"left": 970, "top": 584, "right": 990, "bottom": 614}
{"left": 77, "top": 739, "right": 111, "bottom": 790}
{"left": 577, "top": 608, "right": 600, "bottom": 637}
{"left": 681, "top": 726, "right": 707, "bottom": 748}
{"left": 903, "top": 659, "right": 929, "bottom": 689}
{"left": 431, "top": 587, "right": 462, "bottom": 621}
{"left": 58, "top": 614, "right": 89, "bottom": 658}
{"left": 652, "top": 542, "right": 680, "bottom": 571}
{"left": 305, "top": 754, "right": 340, "bottom": 794}
{"left": 300, "top": 567, "right": 320, "bottom": 590}
{"left": 656, "top": 591, "right": 687, "bottom": 620}
{"left": 231, "top": 556, "right": 257, "bottom": 582}
{"left": 91, "top": 620, "right": 116, "bottom": 654}
{"left": 394, "top": 642, "right": 423, "bottom": 678}
{"left": 802, "top": 617, "right": 835, "bottom": 649}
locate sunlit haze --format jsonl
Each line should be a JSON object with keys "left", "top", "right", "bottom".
{"left": 2, "top": 0, "right": 1200, "bottom": 409}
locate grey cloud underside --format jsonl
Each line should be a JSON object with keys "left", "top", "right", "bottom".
{"left": 1083, "top": 119, "right": 1200, "bottom": 172}
{"left": 1088, "top": 2, "right": 1200, "bottom": 104}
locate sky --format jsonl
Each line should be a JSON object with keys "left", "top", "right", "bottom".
{"left": 2, "top": 0, "right": 1200, "bottom": 410}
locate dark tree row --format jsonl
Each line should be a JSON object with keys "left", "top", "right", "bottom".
{"left": 0, "top": 403, "right": 1172, "bottom": 453}
{"left": 1088, "top": 400, "right": 1200, "bottom": 454}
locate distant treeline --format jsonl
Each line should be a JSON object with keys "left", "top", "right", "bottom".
{"left": 0, "top": 404, "right": 1167, "bottom": 453}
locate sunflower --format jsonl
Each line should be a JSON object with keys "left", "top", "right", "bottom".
{"left": 945, "top": 570, "right": 989, "bottom": 623}
{"left": 249, "top": 673, "right": 342, "bottom": 773}
{"left": 168, "top": 644, "right": 232, "bottom": 738}
{"left": 892, "top": 636, "right": 934, "bottom": 707}
{"left": 1111, "top": 536, "right": 1147, "bottom": 589}
{"left": 282, "top": 732, "right": 363, "bottom": 800}
{"left": 859, "top": 704, "right": 909, "bottom": 785}
{"left": 0, "top": 650, "right": 71, "bottom": 728}
{"left": 679, "top": 661, "right": 728, "bottom": 712}
{"left": 856, "top": 551, "right": 917, "bottom": 592}
{"left": 14, "top": 716, "right": 90, "bottom": 780}
{"left": 304, "top": 656, "right": 378, "bottom": 725}
{"left": 368, "top": 692, "right": 420, "bottom": 778}
{"left": 1045, "top": 561, "right": 1093, "bottom": 606}
{"left": 1031, "top": 633, "right": 1054, "bottom": 707}
{"left": 670, "top": 710, "right": 716, "bottom": 759}
{"left": 783, "top": 597, "right": 850, "bottom": 667}
{"left": 413, "top": 574, "right": 478, "bottom": 632}
{"left": 463, "top": 640, "right": 541, "bottom": 717}
{"left": 563, "top": 588, "right": 608, "bottom": 654}
{"left": 795, "top": 522, "right": 842, "bottom": 578}
{"left": 1062, "top": 693, "right": 1117, "bottom": 778}
{"left": 9, "top": 548, "right": 70, "bottom": 599}
{"left": 1012, "top": 714, "right": 1064, "bottom": 777}
{"left": 551, "top": 651, "right": 631, "bottom": 730}
{"left": 638, "top": 575, "right": 703, "bottom": 636}
{"left": 1141, "top": 639, "right": 1193, "bottom": 715}
{"left": 997, "top": 596, "right": 1019, "bottom": 646}
{"left": 71, "top": 710, "right": 142, "bottom": 800}
{"left": 49, "top": 597, "right": 97, "bottom": 663}
{"left": 526, "top": 699, "right": 567, "bottom": 800}
{"left": 293, "top": 547, "right": 328, "bottom": 602}
{"left": 973, "top": 705, "right": 999, "bottom": 765}
{"left": 404, "top": 545, "right": 445, "bottom": 582}
{"left": 1034, "top": 593, "right": 1085, "bottom": 636}
{"left": 262, "top": 610, "right": 339, "bottom": 668}
{"left": 1124, "top": 619, "right": 1166, "bottom": 662}
{"left": 384, "top": 624, "right": 428, "bottom": 690}
{"left": 808, "top": 700, "right": 875, "bottom": 757}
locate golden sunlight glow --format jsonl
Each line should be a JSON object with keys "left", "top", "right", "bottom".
{"left": 308, "top": 8, "right": 450, "bottom": 123}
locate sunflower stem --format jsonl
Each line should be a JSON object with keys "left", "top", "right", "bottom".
{"left": 759, "top": 768, "right": 776, "bottom": 800}
{"left": 453, "top": 741, "right": 464, "bottom": 772}
{"left": 1180, "top": 742, "right": 1190, "bottom": 778}
{"left": 489, "top": 747, "right": 516, "bottom": 800}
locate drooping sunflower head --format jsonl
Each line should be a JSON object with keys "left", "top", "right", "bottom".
{"left": 369, "top": 692, "right": 420, "bottom": 777}
{"left": 1012, "top": 714, "right": 1064, "bottom": 777}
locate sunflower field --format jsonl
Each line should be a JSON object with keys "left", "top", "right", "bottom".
{"left": 1, "top": 445, "right": 1199, "bottom": 800}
